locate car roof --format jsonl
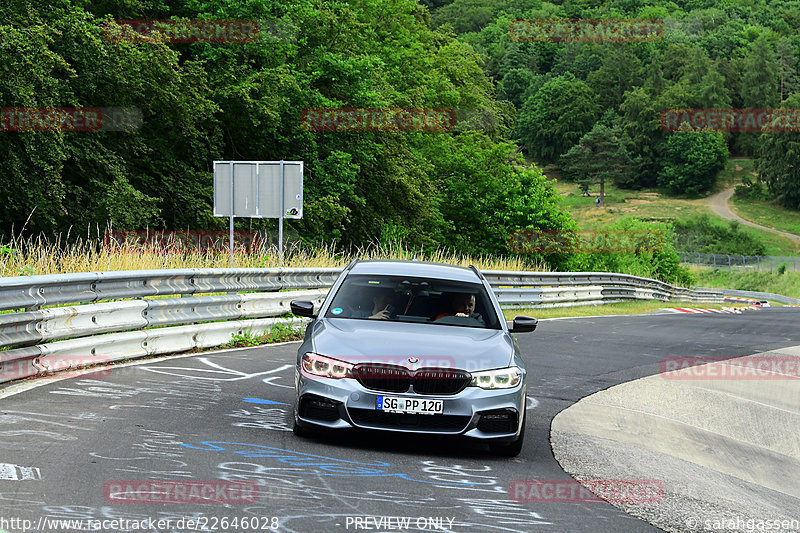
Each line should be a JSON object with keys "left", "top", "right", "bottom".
{"left": 348, "top": 259, "right": 483, "bottom": 283}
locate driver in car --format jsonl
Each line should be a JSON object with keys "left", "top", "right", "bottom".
{"left": 435, "top": 293, "right": 484, "bottom": 324}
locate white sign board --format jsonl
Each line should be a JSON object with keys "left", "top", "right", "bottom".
{"left": 213, "top": 161, "right": 303, "bottom": 219}
{"left": 212, "top": 160, "right": 303, "bottom": 266}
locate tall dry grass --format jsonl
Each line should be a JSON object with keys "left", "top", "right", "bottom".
{"left": 0, "top": 234, "right": 544, "bottom": 277}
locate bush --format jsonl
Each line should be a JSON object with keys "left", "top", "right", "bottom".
{"left": 657, "top": 130, "right": 728, "bottom": 195}
{"left": 734, "top": 177, "right": 770, "bottom": 201}
{"left": 672, "top": 214, "right": 767, "bottom": 255}
{"left": 564, "top": 217, "right": 694, "bottom": 286}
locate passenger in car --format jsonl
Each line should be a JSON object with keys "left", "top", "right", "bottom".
{"left": 352, "top": 288, "right": 396, "bottom": 319}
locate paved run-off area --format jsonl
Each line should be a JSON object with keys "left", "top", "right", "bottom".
{"left": 0, "top": 309, "right": 799, "bottom": 532}
{"left": 552, "top": 344, "right": 800, "bottom": 532}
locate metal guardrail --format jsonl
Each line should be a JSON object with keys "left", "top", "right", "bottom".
{"left": 482, "top": 270, "right": 724, "bottom": 306}
{"left": 0, "top": 267, "right": 725, "bottom": 385}
{"left": 681, "top": 253, "right": 800, "bottom": 272}
{"left": 0, "top": 267, "right": 340, "bottom": 311}
{"left": 695, "top": 287, "right": 800, "bottom": 306}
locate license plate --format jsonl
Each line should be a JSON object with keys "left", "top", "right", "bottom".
{"left": 377, "top": 396, "right": 443, "bottom": 415}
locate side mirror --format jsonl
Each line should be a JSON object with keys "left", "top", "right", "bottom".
{"left": 290, "top": 300, "right": 316, "bottom": 318}
{"left": 509, "top": 315, "right": 537, "bottom": 333}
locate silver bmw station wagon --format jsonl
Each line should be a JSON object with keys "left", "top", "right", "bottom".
{"left": 290, "top": 259, "right": 537, "bottom": 456}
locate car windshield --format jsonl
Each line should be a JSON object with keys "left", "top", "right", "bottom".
{"left": 324, "top": 274, "right": 501, "bottom": 329}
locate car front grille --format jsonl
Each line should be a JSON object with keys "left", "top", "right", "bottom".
{"left": 348, "top": 408, "right": 471, "bottom": 432}
{"left": 353, "top": 364, "right": 471, "bottom": 395}
{"left": 353, "top": 363, "right": 412, "bottom": 393}
{"left": 413, "top": 368, "right": 471, "bottom": 394}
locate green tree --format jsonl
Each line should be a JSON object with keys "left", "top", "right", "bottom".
{"left": 517, "top": 74, "right": 599, "bottom": 164}
{"left": 697, "top": 64, "right": 732, "bottom": 108}
{"left": 741, "top": 35, "right": 779, "bottom": 107}
{"left": 777, "top": 37, "right": 799, "bottom": 102}
{"left": 421, "top": 132, "right": 574, "bottom": 256}
{"left": 0, "top": 1, "right": 215, "bottom": 234}
{"left": 618, "top": 87, "right": 664, "bottom": 188}
{"left": 755, "top": 94, "right": 800, "bottom": 209}
{"left": 560, "top": 122, "right": 631, "bottom": 207}
{"left": 497, "top": 68, "right": 536, "bottom": 108}
{"left": 657, "top": 128, "right": 728, "bottom": 195}
{"left": 586, "top": 45, "right": 643, "bottom": 109}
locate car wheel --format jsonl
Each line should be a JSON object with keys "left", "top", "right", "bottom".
{"left": 489, "top": 410, "right": 525, "bottom": 457}
{"left": 293, "top": 418, "right": 308, "bottom": 437}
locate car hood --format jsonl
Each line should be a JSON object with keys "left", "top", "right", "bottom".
{"left": 310, "top": 318, "right": 514, "bottom": 370}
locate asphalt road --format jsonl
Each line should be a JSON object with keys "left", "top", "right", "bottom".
{"left": 707, "top": 187, "right": 800, "bottom": 245}
{"left": 1, "top": 308, "right": 799, "bottom": 533}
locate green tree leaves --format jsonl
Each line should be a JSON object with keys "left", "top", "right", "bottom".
{"left": 560, "top": 121, "right": 632, "bottom": 204}
{"left": 1, "top": 0, "right": 576, "bottom": 263}
{"left": 657, "top": 129, "right": 729, "bottom": 195}
{"left": 756, "top": 94, "right": 800, "bottom": 209}
{"left": 517, "top": 73, "right": 599, "bottom": 164}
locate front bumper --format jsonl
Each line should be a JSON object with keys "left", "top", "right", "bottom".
{"left": 295, "top": 370, "right": 526, "bottom": 440}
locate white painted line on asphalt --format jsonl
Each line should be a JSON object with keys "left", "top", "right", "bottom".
{"left": 0, "top": 341, "right": 302, "bottom": 400}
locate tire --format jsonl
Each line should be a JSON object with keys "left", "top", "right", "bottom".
{"left": 292, "top": 418, "right": 308, "bottom": 437}
{"left": 489, "top": 410, "right": 526, "bottom": 457}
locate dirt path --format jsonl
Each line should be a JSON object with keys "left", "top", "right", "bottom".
{"left": 707, "top": 187, "right": 800, "bottom": 245}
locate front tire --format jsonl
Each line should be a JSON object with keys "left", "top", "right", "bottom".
{"left": 489, "top": 410, "right": 526, "bottom": 457}
{"left": 293, "top": 418, "right": 308, "bottom": 437}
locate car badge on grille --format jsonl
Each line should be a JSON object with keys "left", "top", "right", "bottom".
{"left": 408, "top": 357, "right": 419, "bottom": 364}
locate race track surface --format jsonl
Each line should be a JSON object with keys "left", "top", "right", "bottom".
{"left": 1, "top": 309, "right": 798, "bottom": 533}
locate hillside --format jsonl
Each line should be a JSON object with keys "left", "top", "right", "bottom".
{"left": 548, "top": 158, "right": 800, "bottom": 257}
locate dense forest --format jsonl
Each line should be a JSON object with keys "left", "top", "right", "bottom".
{"left": 2, "top": 0, "right": 799, "bottom": 265}
{"left": 429, "top": 0, "right": 800, "bottom": 202}
{"left": 0, "top": 0, "right": 572, "bottom": 258}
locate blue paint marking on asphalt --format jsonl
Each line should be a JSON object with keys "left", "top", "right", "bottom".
{"left": 180, "top": 441, "right": 475, "bottom": 486}
{"left": 243, "top": 397, "right": 290, "bottom": 406}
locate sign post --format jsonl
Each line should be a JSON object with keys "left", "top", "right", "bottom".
{"left": 213, "top": 160, "right": 303, "bottom": 267}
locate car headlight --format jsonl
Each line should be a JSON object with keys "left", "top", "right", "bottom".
{"left": 301, "top": 352, "right": 354, "bottom": 379}
{"left": 469, "top": 367, "right": 522, "bottom": 389}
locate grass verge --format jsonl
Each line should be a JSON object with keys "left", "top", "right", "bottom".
{"left": 729, "top": 196, "right": 800, "bottom": 242}
{"left": 691, "top": 268, "right": 800, "bottom": 300}
{"left": 0, "top": 236, "right": 543, "bottom": 277}
{"left": 502, "top": 300, "right": 745, "bottom": 320}
{"left": 221, "top": 323, "right": 305, "bottom": 348}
